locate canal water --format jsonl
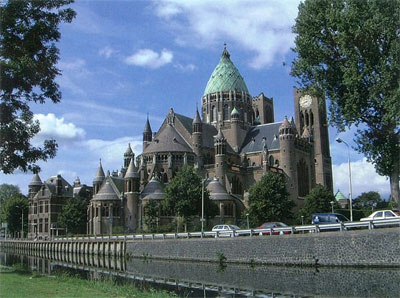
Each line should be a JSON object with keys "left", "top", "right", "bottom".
{"left": 0, "top": 250, "right": 399, "bottom": 297}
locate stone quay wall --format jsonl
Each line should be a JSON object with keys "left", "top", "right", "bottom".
{"left": 126, "top": 228, "right": 400, "bottom": 267}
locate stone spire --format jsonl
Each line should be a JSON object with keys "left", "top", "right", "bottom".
{"left": 93, "top": 159, "right": 105, "bottom": 183}
{"left": 125, "top": 157, "right": 139, "bottom": 179}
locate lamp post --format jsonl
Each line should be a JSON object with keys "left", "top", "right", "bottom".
{"left": 301, "top": 216, "right": 304, "bottom": 225}
{"left": 336, "top": 138, "right": 353, "bottom": 221}
{"left": 246, "top": 213, "right": 250, "bottom": 229}
{"left": 201, "top": 178, "right": 207, "bottom": 233}
{"left": 330, "top": 201, "right": 334, "bottom": 213}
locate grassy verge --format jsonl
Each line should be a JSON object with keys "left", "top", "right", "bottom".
{"left": 0, "top": 265, "right": 175, "bottom": 298}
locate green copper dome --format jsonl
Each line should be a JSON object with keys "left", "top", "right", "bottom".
{"left": 203, "top": 47, "right": 249, "bottom": 96}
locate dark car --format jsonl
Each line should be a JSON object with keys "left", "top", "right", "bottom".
{"left": 256, "top": 222, "right": 290, "bottom": 235}
{"left": 312, "top": 213, "right": 349, "bottom": 225}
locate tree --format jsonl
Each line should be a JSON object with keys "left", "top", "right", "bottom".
{"left": 247, "top": 172, "right": 294, "bottom": 226}
{"left": 58, "top": 196, "right": 88, "bottom": 235}
{"left": 163, "top": 166, "right": 218, "bottom": 232}
{"left": 299, "top": 185, "right": 337, "bottom": 224}
{"left": 0, "top": 194, "right": 29, "bottom": 235}
{"left": 143, "top": 200, "right": 160, "bottom": 233}
{"left": 353, "top": 191, "right": 384, "bottom": 209}
{"left": 0, "top": 0, "right": 76, "bottom": 174}
{"left": 291, "top": 0, "right": 400, "bottom": 207}
{"left": 0, "top": 183, "right": 20, "bottom": 205}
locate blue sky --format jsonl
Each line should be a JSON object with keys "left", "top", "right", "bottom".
{"left": 1, "top": 0, "right": 390, "bottom": 199}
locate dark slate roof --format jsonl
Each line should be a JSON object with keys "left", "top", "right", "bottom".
{"left": 92, "top": 179, "right": 120, "bottom": 201}
{"left": 202, "top": 123, "right": 218, "bottom": 148}
{"left": 29, "top": 173, "right": 43, "bottom": 187}
{"left": 125, "top": 158, "right": 139, "bottom": 179}
{"left": 175, "top": 113, "right": 194, "bottom": 134}
{"left": 240, "top": 122, "right": 282, "bottom": 153}
{"left": 110, "top": 176, "right": 124, "bottom": 193}
{"left": 35, "top": 175, "right": 73, "bottom": 198}
{"left": 206, "top": 178, "right": 232, "bottom": 201}
{"left": 143, "top": 123, "right": 193, "bottom": 154}
{"left": 140, "top": 177, "right": 165, "bottom": 200}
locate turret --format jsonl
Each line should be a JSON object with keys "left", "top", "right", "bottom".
{"left": 279, "top": 117, "right": 297, "bottom": 200}
{"left": 124, "top": 143, "right": 134, "bottom": 168}
{"left": 192, "top": 107, "right": 203, "bottom": 168}
{"left": 143, "top": 115, "right": 152, "bottom": 150}
{"left": 124, "top": 158, "right": 140, "bottom": 231}
{"left": 93, "top": 160, "right": 105, "bottom": 195}
{"left": 214, "top": 128, "right": 227, "bottom": 186}
{"left": 28, "top": 173, "right": 43, "bottom": 199}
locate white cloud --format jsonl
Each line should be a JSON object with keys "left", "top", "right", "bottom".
{"left": 153, "top": 0, "right": 300, "bottom": 69}
{"left": 174, "top": 63, "right": 197, "bottom": 72}
{"left": 81, "top": 136, "right": 142, "bottom": 165}
{"left": 333, "top": 158, "right": 390, "bottom": 199}
{"left": 99, "top": 46, "right": 115, "bottom": 59}
{"left": 34, "top": 113, "right": 86, "bottom": 140}
{"left": 124, "top": 49, "right": 173, "bottom": 69}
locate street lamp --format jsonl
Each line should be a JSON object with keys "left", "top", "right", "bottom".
{"left": 246, "top": 213, "right": 250, "bottom": 229}
{"left": 336, "top": 138, "right": 353, "bottom": 221}
{"left": 330, "top": 201, "right": 334, "bottom": 213}
{"left": 201, "top": 178, "right": 207, "bottom": 233}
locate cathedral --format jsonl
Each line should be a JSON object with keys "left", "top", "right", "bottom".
{"left": 84, "top": 47, "right": 333, "bottom": 234}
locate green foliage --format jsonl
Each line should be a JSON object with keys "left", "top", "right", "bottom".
{"left": 58, "top": 196, "right": 88, "bottom": 235}
{"left": 143, "top": 200, "right": 160, "bottom": 232}
{"left": 163, "top": 166, "right": 218, "bottom": 230}
{"left": 291, "top": 0, "right": 400, "bottom": 206}
{"left": 353, "top": 191, "right": 384, "bottom": 209}
{"left": 0, "top": 0, "right": 76, "bottom": 174}
{"left": 247, "top": 172, "right": 294, "bottom": 226}
{"left": 299, "top": 185, "right": 336, "bottom": 224}
{"left": 1, "top": 194, "right": 29, "bottom": 234}
{"left": 0, "top": 184, "right": 21, "bottom": 221}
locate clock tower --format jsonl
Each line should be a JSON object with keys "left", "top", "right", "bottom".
{"left": 294, "top": 88, "right": 333, "bottom": 191}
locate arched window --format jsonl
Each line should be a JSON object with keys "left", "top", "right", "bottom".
{"left": 223, "top": 105, "right": 229, "bottom": 120}
{"left": 269, "top": 155, "right": 274, "bottom": 167}
{"left": 211, "top": 106, "right": 217, "bottom": 122}
{"left": 305, "top": 111, "right": 309, "bottom": 126}
{"left": 310, "top": 111, "right": 314, "bottom": 126}
{"left": 256, "top": 109, "right": 260, "bottom": 118}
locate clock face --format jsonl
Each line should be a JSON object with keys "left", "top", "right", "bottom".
{"left": 300, "top": 95, "right": 313, "bottom": 108}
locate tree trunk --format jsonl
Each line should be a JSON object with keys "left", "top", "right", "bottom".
{"left": 390, "top": 160, "right": 400, "bottom": 208}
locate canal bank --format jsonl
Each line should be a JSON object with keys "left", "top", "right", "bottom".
{"left": 126, "top": 228, "right": 400, "bottom": 267}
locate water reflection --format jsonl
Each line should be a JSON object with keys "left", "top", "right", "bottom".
{"left": 1, "top": 249, "right": 399, "bottom": 298}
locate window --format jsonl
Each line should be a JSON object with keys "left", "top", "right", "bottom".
{"left": 373, "top": 212, "right": 383, "bottom": 218}
{"left": 211, "top": 106, "right": 217, "bottom": 122}
{"left": 223, "top": 105, "right": 229, "bottom": 120}
{"left": 45, "top": 201, "right": 49, "bottom": 213}
{"left": 39, "top": 201, "right": 43, "bottom": 213}
{"left": 269, "top": 155, "right": 274, "bottom": 167}
{"left": 39, "top": 219, "right": 43, "bottom": 232}
{"left": 384, "top": 211, "right": 395, "bottom": 218}
{"left": 44, "top": 218, "right": 48, "bottom": 232}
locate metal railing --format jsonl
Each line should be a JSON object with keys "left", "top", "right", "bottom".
{"left": 2, "top": 218, "right": 399, "bottom": 242}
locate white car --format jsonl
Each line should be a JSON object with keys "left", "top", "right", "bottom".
{"left": 360, "top": 210, "right": 400, "bottom": 221}
{"left": 212, "top": 224, "right": 240, "bottom": 232}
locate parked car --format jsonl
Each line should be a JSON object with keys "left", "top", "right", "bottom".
{"left": 311, "top": 213, "right": 349, "bottom": 225}
{"left": 256, "top": 222, "right": 290, "bottom": 235}
{"left": 360, "top": 210, "right": 400, "bottom": 221}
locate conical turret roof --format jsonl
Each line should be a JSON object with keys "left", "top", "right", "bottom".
{"left": 144, "top": 115, "right": 152, "bottom": 134}
{"left": 193, "top": 107, "right": 202, "bottom": 124}
{"left": 335, "top": 190, "right": 347, "bottom": 201}
{"left": 280, "top": 116, "right": 292, "bottom": 128}
{"left": 93, "top": 161, "right": 106, "bottom": 183}
{"left": 29, "top": 173, "right": 43, "bottom": 187}
{"left": 92, "top": 180, "right": 119, "bottom": 201}
{"left": 206, "top": 177, "right": 232, "bottom": 201}
{"left": 215, "top": 128, "right": 225, "bottom": 140}
{"left": 124, "top": 143, "right": 133, "bottom": 156}
{"left": 141, "top": 176, "right": 165, "bottom": 200}
{"left": 204, "top": 46, "right": 249, "bottom": 96}
{"left": 125, "top": 158, "right": 139, "bottom": 179}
